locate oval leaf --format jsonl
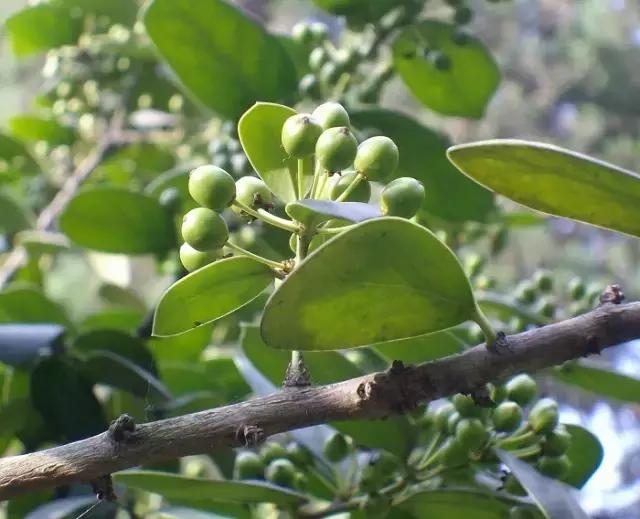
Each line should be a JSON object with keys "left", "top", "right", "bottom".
{"left": 143, "top": 0, "right": 296, "bottom": 120}
{"left": 285, "top": 199, "right": 381, "bottom": 227}
{"left": 393, "top": 21, "right": 500, "bottom": 118}
{"left": 552, "top": 362, "right": 640, "bottom": 404}
{"left": 374, "top": 330, "right": 464, "bottom": 365}
{"left": 59, "top": 187, "right": 176, "bottom": 254}
{"left": 563, "top": 424, "right": 604, "bottom": 488}
{"left": 0, "top": 133, "right": 41, "bottom": 177}
{"left": 447, "top": 139, "right": 640, "bottom": 237}
{"left": 0, "top": 287, "right": 71, "bottom": 328}
{"left": 0, "top": 191, "right": 34, "bottom": 233}
{"left": 398, "top": 489, "right": 514, "bottom": 519}
{"left": 153, "top": 257, "right": 274, "bottom": 337}
{"left": 261, "top": 218, "right": 476, "bottom": 350}
{"left": 9, "top": 115, "right": 75, "bottom": 145}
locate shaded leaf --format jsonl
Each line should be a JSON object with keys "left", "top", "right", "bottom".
{"left": 0, "top": 324, "right": 65, "bottom": 366}
{"left": 79, "top": 307, "right": 146, "bottom": 334}
{"left": 552, "top": 362, "right": 640, "bottom": 403}
{"left": 73, "top": 329, "right": 156, "bottom": 374}
{"left": 0, "top": 191, "right": 34, "bottom": 234}
{"left": 313, "top": 0, "right": 398, "bottom": 24}
{"left": 286, "top": 199, "right": 381, "bottom": 227}
{"left": 398, "top": 489, "right": 515, "bottom": 519}
{"left": 0, "top": 133, "right": 41, "bottom": 178}
{"left": 0, "top": 287, "right": 71, "bottom": 328}
{"left": 374, "top": 330, "right": 464, "bottom": 365}
{"left": 9, "top": 115, "right": 75, "bottom": 145}
{"left": 563, "top": 424, "right": 603, "bottom": 489}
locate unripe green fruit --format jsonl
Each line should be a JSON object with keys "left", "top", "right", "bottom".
{"left": 568, "top": 277, "right": 586, "bottom": 301}
{"left": 319, "top": 61, "right": 341, "bottom": 85}
{"left": 315, "top": 127, "right": 358, "bottom": 172}
{"left": 286, "top": 442, "right": 313, "bottom": 467}
{"left": 537, "top": 455, "right": 571, "bottom": 479}
{"left": 188, "top": 165, "right": 236, "bottom": 210}
{"left": 323, "top": 432, "right": 349, "bottom": 462}
{"left": 308, "top": 47, "right": 328, "bottom": 71}
{"left": 452, "top": 29, "right": 471, "bottom": 46}
{"left": 159, "top": 187, "right": 182, "bottom": 213}
{"left": 299, "top": 74, "right": 321, "bottom": 99}
{"left": 529, "top": 398, "right": 559, "bottom": 434}
{"left": 281, "top": 113, "right": 323, "bottom": 159}
{"left": 179, "top": 243, "right": 222, "bottom": 272}
{"left": 291, "top": 22, "right": 313, "bottom": 46}
{"left": 359, "top": 451, "right": 398, "bottom": 492}
{"left": 233, "top": 176, "right": 272, "bottom": 212}
{"left": 515, "top": 281, "right": 537, "bottom": 305}
{"left": 233, "top": 451, "right": 265, "bottom": 480}
{"left": 330, "top": 172, "right": 371, "bottom": 202}
{"left": 181, "top": 208, "right": 228, "bottom": 251}
{"left": 310, "top": 22, "right": 328, "bottom": 43}
{"left": 492, "top": 401, "right": 523, "bottom": 432}
{"left": 260, "top": 442, "right": 289, "bottom": 465}
{"left": 380, "top": 177, "right": 425, "bottom": 218}
{"left": 435, "top": 403, "right": 456, "bottom": 433}
{"left": 354, "top": 136, "right": 399, "bottom": 182}
{"left": 312, "top": 102, "right": 350, "bottom": 129}
{"left": 455, "top": 418, "right": 488, "bottom": 451}
{"left": 447, "top": 411, "right": 462, "bottom": 434}
{"left": 265, "top": 458, "right": 296, "bottom": 487}
{"left": 533, "top": 269, "right": 553, "bottom": 292}
{"left": 543, "top": 425, "right": 571, "bottom": 456}
{"left": 452, "top": 393, "right": 481, "bottom": 418}
{"left": 464, "top": 253, "right": 485, "bottom": 278}
{"left": 440, "top": 437, "right": 469, "bottom": 466}
{"left": 418, "top": 407, "right": 436, "bottom": 430}
{"left": 506, "top": 374, "right": 538, "bottom": 406}
{"left": 454, "top": 6, "right": 473, "bottom": 25}
{"left": 537, "top": 297, "right": 556, "bottom": 319}
{"left": 489, "top": 383, "right": 508, "bottom": 404}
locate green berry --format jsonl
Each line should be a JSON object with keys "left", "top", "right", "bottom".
{"left": 319, "top": 61, "right": 341, "bottom": 86}
{"left": 330, "top": 172, "right": 371, "bottom": 202}
{"left": 312, "top": 102, "right": 350, "bottom": 129}
{"left": 354, "top": 136, "right": 399, "bottom": 182}
{"left": 418, "top": 407, "right": 436, "bottom": 430}
{"left": 316, "top": 127, "right": 358, "bottom": 172}
{"left": 233, "top": 451, "right": 265, "bottom": 480}
{"left": 323, "top": 432, "right": 349, "bottom": 463}
{"left": 179, "top": 243, "right": 222, "bottom": 272}
{"left": 447, "top": 411, "right": 462, "bottom": 434}
{"left": 452, "top": 29, "right": 471, "bottom": 46}
{"left": 515, "top": 281, "right": 537, "bottom": 305}
{"left": 291, "top": 22, "right": 313, "bottom": 46}
{"left": 310, "top": 22, "right": 328, "bottom": 43}
{"left": 537, "top": 455, "right": 571, "bottom": 479}
{"left": 454, "top": 6, "right": 473, "bottom": 25}
{"left": 286, "top": 442, "right": 313, "bottom": 467}
{"left": 265, "top": 458, "right": 296, "bottom": 487}
{"left": 529, "top": 398, "right": 559, "bottom": 434}
{"left": 464, "top": 253, "right": 485, "bottom": 278}
{"left": 281, "top": 113, "right": 323, "bottom": 159}
{"left": 429, "top": 50, "right": 452, "bottom": 71}
{"left": 188, "top": 165, "right": 236, "bottom": 210}
{"left": 492, "top": 401, "right": 523, "bottom": 432}
{"left": 181, "top": 208, "right": 228, "bottom": 251}
{"left": 537, "top": 297, "right": 556, "bottom": 319}
{"left": 568, "top": 277, "right": 586, "bottom": 300}
{"left": 489, "top": 383, "right": 508, "bottom": 404}
{"left": 260, "top": 442, "right": 289, "bottom": 465}
{"left": 159, "top": 187, "right": 182, "bottom": 213}
{"left": 543, "top": 425, "right": 571, "bottom": 456}
{"left": 308, "top": 47, "right": 328, "bottom": 71}
{"left": 440, "top": 437, "right": 469, "bottom": 466}
{"left": 506, "top": 374, "right": 538, "bottom": 406}
{"left": 435, "top": 403, "right": 455, "bottom": 433}
{"left": 455, "top": 418, "right": 488, "bottom": 451}
{"left": 233, "top": 176, "right": 272, "bottom": 212}
{"left": 533, "top": 269, "right": 553, "bottom": 292}
{"left": 452, "top": 393, "right": 481, "bottom": 418}
{"left": 380, "top": 177, "right": 425, "bottom": 218}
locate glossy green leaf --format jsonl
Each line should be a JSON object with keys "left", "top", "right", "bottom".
{"left": 0, "top": 191, "right": 34, "bottom": 233}
{"left": 143, "top": 0, "right": 297, "bottom": 120}
{"left": 73, "top": 330, "right": 156, "bottom": 374}
{"left": 239, "top": 102, "right": 312, "bottom": 203}
{"left": 393, "top": 21, "right": 500, "bottom": 118}
{"left": 286, "top": 200, "right": 381, "bottom": 227}
{"left": 496, "top": 449, "right": 588, "bottom": 519}
{"left": 9, "top": 116, "right": 75, "bottom": 145}
{"left": 563, "top": 424, "right": 603, "bottom": 488}
{"left": 261, "top": 218, "right": 477, "bottom": 350}
{"left": 351, "top": 110, "right": 494, "bottom": 222}
{"left": 0, "top": 287, "right": 70, "bottom": 328}
{"left": 240, "top": 325, "right": 414, "bottom": 456}
{"left": 374, "top": 330, "right": 464, "bottom": 365}
{"left": 398, "top": 489, "right": 515, "bottom": 518}
{"left": 552, "top": 362, "right": 640, "bottom": 403}
{"left": 447, "top": 140, "right": 640, "bottom": 237}
{"left": 5, "top": 5, "right": 81, "bottom": 56}
{"left": 0, "top": 133, "right": 41, "bottom": 178}
{"left": 153, "top": 257, "right": 273, "bottom": 337}
{"left": 59, "top": 187, "right": 176, "bottom": 254}
{"left": 113, "top": 471, "right": 307, "bottom": 506}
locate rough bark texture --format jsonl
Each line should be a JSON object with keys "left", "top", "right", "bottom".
{"left": 0, "top": 301, "right": 638, "bottom": 501}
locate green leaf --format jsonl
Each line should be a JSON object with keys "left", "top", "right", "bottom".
{"left": 261, "top": 218, "right": 477, "bottom": 350}
{"left": 15, "top": 231, "right": 70, "bottom": 257}
{"left": 447, "top": 140, "right": 640, "bottom": 238}
{"left": 0, "top": 324, "right": 65, "bottom": 366}
{"left": 92, "top": 143, "right": 175, "bottom": 186}
{"left": 551, "top": 362, "right": 640, "bottom": 403}
{"left": 563, "top": 424, "right": 603, "bottom": 489}
{"left": 397, "top": 489, "right": 515, "bottom": 518}
{"left": 148, "top": 325, "right": 212, "bottom": 363}
{"left": 392, "top": 21, "right": 500, "bottom": 118}
{"left": 79, "top": 308, "right": 146, "bottom": 334}
{"left": 156, "top": 506, "right": 237, "bottom": 519}
{"left": 0, "top": 191, "right": 34, "bottom": 233}
{"left": 496, "top": 449, "right": 589, "bottom": 519}
{"left": 239, "top": 102, "right": 312, "bottom": 203}
{"left": 241, "top": 325, "right": 414, "bottom": 456}
{"left": 9, "top": 115, "right": 75, "bottom": 145}
{"left": 313, "top": 0, "right": 398, "bottom": 24}
{"left": 143, "top": 0, "right": 297, "bottom": 120}
{"left": 31, "top": 356, "right": 107, "bottom": 442}
{"left": 153, "top": 257, "right": 274, "bottom": 337}
{"left": 5, "top": 5, "right": 81, "bottom": 56}
{"left": 59, "top": 187, "right": 176, "bottom": 254}
{"left": 374, "top": 330, "right": 464, "bottom": 364}
{"left": 477, "top": 292, "right": 548, "bottom": 326}
{"left": 0, "top": 287, "right": 71, "bottom": 328}
{"left": 0, "top": 133, "right": 41, "bottom": 178}
{"left": 113, "top": 470, "right": 308, "bottom": 506}
{"left": 286, "top": 200, "right": 381, "bottom": 227}
{"left": 351, "top": 110, "right": 494, "bottom": 222}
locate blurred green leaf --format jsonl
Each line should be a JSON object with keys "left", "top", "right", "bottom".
{"left": 143, "top": 0, "right": 297, "bottom": 120}
{"left": 351, "top": 110, "right": 494, "bottom": 222}
{"left": 79, "top": 307, "right": 146, "bottom": 334}
{"left": 313, "top": 0, "right": 398, "bottom": 23}
{"left": 0, "top": 191, "right": 34, "bottom": 233}
{"left": 447, "top": 140, "right": 640, "bottom": 237}
{"left": 552, "top": 362, "right": 640, "bottom": 403}
{"left": 148, "top": 325, "right": 212, "bottom": 363}
{"left": 73, "top": 329, "right": 156, "bottom": 374}
{"left": 563, "top": 424, "right": 603, "bottom": 489}
{"left": 15, "top": 231, "right": 70, "bottom": 257}
{"left": 374, "top": 330, "right": 464, "bottom": 364}
{"left": 0, "top": 133, "right": 41, "bottom": 178}
{"left": 398, "top": 489, "right": 515, "bottom": 518}
{"left": 393, "top": 21, "right": 500, "bottom": 118}
{"left": 0, "top": 287, "right": 70, "bottom": 328}
{"left": 9, "top": 115, "right": 75, "bottom": 145}
{"left": 59, "top": 187, "right": 176, "bottom": 254}
{"left": 54, "top": 0, "right": 138, "bottom": 25}
{"left": 93, "top": 143, "right": 175, "bottom": 187}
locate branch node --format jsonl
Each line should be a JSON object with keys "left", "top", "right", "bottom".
{"left": 283, "top": 353, "right": 311, "bottom": 388}
{"left": 468, "top": 385, "right": 494, "bottom": 408}
{"left": 91, "top": 474, "right": 117, "bottom": 501}
{"left": 235, "top": 425, "right": 265, "bottom": 447}
{"left": 487, "top": 331, "right": 511, "bottom": 355}
{"left": 108, "top": 414, "right": 136, "bottom": 443}
{"left": 599, "top": 284, "right": 625, "bottom": 305}
{"left": 584, "top": 334, "right": 602, "bottom": 356}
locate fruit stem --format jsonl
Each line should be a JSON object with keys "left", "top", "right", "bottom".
{"left": 297, "top": 158, "right": 305, "bottom": 199}
{"left": 231, "top": 199, "right": 299, "bottom": 233}
{"left": 416, "top": 432, "right": 442, "bottom": 471}
{"left": 315, "top": 169, "right": 329, "bottom": 199}
{"left": 334, "top": 173, "right": 363, "bottom": 202}
{"left": 225, "top": 241, "right": 285, "bottom": 270}
{"left": 309, "top": 161, "right": 323, "bottom": 199}
{"left": 472, "top": 305, "right": 498, "bottom": 346}
{"left": 509, "top": 444, "right": 542, "bottom": 459}
{"left": 496, "top": 430, "right": 536, "bottom": 449}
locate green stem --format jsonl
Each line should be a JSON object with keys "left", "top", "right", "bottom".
{"left": 472, "top": 305, "right": 498, "bottom": 345}
{"left": 496, "top": 430, "right": 536, "bottom": 449}
{"left": 416, "top": 432, "right": 442, "bottom": 471}
{"left": 225, "top": 241, "right": 284, "bottom": 270}
{"left": 509, "top": 444, "right": 542, "bottom": 459}
{"left": 231, "top": 199, "right": 299, "bottom": 233}
{"left": 331, "top": 72, "right": 352, "bottom": 100}
{"left": 315, "top": 170, "right": 329, "bottom": 199}
{"left": 297, "top": 158, "right": 305, "bottom": 199}
{"left": 309, "top": 161, "right": 322, "bottom": 199}
{"left": 335, "top": 173, "right": 363, "bottom": 202}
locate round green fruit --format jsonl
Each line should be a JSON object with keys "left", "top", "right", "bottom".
{"left": 537, "top": 455, "right": 571, "bottom": 479}
{"left": 489, "top": 383, "right": 508, "bottom": 404}
{"left": 323, "top": 432, "right": 350, "bottom": 463}
{"left": 506, "top": 374, "right": 537, "bottom": 406}
{"left": 181, "top": 208, "right": 228, "bottom": 251}
{"left": 533, "top": 269, "right": 553, "bottom": 292}
{"left": 286, "top": 442, "right": 313, "bottom": 467}
{"left": 233, "top": 176, "right": 273, "bottom": 212}
{"left": 354, "top": 136, "right": 399, "bottom": 182}
{"left": 330, "top": 172, "right": 371, "bottom": 202}
{"left": 568, "top": 277, "right": 586, "bottom": 301}
{"left": 455, "top": 418, "right": 488, "bottom": 451}
{"left": 299, "top": 74, "right": 321, "bottom": 99}
{"left": 440, "top": 437, "right": 469, "bottom": 466}
{"left": 380, "top": 177, "right": 425, "bottom": 218}
{"left": 447, "top": 411, "right": 462, "bottom": 434}
{"left": 515, "top": 281, "right": 537, "bottom": 305}
{"left": 233, "top": 451, "right": 265, "bottom": 480}
{"left": 312, "top": 102, "right": 350, "bottom": 129}
{"left": 315, "top": 127, "right": 358, "bottom": 172}
{"left": 281, "top": 113, "right": 323, "bottom": 159}
{"left": 529, "top": 398, "right": 559, "bottom": 434}
{"left": 179, "top": 243, "right": 222, "bottom": 272}
{"left": 259, "top": 442, "right": 289, "bottom": 465}
{"left": 291, "top": 22, "right": 313, "bottom": 46}
{"left": 452, "top": 393, "right": 481, "bottom": 418}
{"left": 265, "top": 458, "right": 296, "bottom": 487}
{"left": 308, "top": 47, "right": 328, "bottom": 71}
{"left": 435, "top": 403, "right": 456, "bottom": 433}
{"left": 188, "top": 165, "right": 236, "bottom": 210}
{"left": 492, "top": 401, "right": 523, "bottom": 432}
{"left": 543, "top": 425, "right": 571, "bottom": 456}
{"left": 454, "top": 6, "right": 473, "bottom": 25}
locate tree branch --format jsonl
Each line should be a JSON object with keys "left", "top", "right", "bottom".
{"left": 0, "top": 300, "right": 638, "bottom": 500}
